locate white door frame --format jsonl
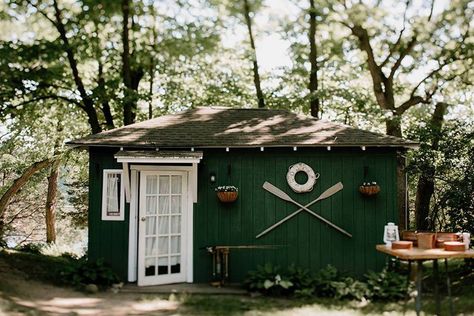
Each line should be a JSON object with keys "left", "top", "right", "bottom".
{"left": 128, "top": 165, "right": 195, "bottom": 286}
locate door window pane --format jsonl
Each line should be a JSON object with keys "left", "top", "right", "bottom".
{"left": 145, "top": 237, "right": 157, "bottom": 256}
{"left": 159, "top": 176, "right": 170, "bottom": 194}
{"left": 146, "top": 196, "right": 157, "bottom": 215}
{"left": 171, "top": 236, "right": 180, "bottom": 254}
{"left": 170, "top": 216, "right": 181, "bottom": 234}
{"left": 145, "top": 258, "right": 156, "bottom": 276}
{"left": 170, "top": 256, "right": 180, "bottom": 274}
{"left": 171, "top": 176, "right": 182, "bottom": 194}
{"left": 158, "top": 196, "right": 169, "bottom": 214}
{"left": 158, "top": 237, "right": 169, "bottom": 254}
{"left": 158, "top": 257, "right": 168, "bottom": 275}
{"left": 145, "top": 217, "right": 156, "bottom": 235}
{"left": 158, "top": 216, "right": 169, "bottom": 234}
{"left": 146, "top": 176, "right": 157, "bottom": 194}
{"left": 171, "top": 196, "right": 181, "bottom": 214}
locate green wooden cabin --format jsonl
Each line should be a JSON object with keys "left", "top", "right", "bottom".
{"left": 69, "top": 107, "right": 416, "bottom": 286}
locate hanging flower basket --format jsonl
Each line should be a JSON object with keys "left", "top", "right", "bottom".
{"left": 215, "top": 186, "right": 239, "bottom": 203}
{"left": 359, "top": 182, "right": 380, "bottom": 196}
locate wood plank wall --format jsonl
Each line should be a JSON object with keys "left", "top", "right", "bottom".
{"left": 193, "top": 148, "right": 398, "bottom": 283}
{"left": 88, "top": 147, "right": 398, "bottom": 283}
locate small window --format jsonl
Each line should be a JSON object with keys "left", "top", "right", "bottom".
{"left": 102, "top": 169, "right": 125, "bottom": 221}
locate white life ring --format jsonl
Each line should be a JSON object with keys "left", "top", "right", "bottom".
{"left": 286, "top": 163, "right": 319, "bottom": 193}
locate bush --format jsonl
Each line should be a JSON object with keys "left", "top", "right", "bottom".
{"left": 365, "top": 268, "right": 409, "bottom": 301}
{"left": 244, "top": 263, "right": 293, "bottom": 296}
{"left": 245, "top": 263, "right": 408, "bottom": 301}
{"left": 60, "top": 257, "right": 120, "bottom": 289}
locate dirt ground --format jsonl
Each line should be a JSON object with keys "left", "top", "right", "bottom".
{"left": 0, "top": 257, "right": 181, "bottom": 316}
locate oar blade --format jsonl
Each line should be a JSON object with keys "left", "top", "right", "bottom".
{"left": 263, "top": 181, "right": 293, "bottom": 202}
{"left": 317, "top": 182, "right": 343, "bottom": 201}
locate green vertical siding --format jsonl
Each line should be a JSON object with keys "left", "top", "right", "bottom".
{"left": 88, "top": 147, "right": 129, "bottom": 280}
{"left": 193, "top": 148, "right": 398, "bottom": 283}
{"left": 88, "top": 146, "right": 398, "bottom": 284}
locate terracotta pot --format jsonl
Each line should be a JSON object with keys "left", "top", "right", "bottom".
{"left": 217, "top": 191, "right": 238, "bottom": 203}
{"left": 401, "top": 231, "right": 418, "bottom": 246}
{"left": 436, "top": 232, "right": 460, "bottom": 248}
{"left": 417, "top": 233, "right": 436, "bottom": 249}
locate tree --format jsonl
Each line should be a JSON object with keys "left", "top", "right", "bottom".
{"left": 242, "top": 0, "right": 265, "bottom": 108}
{"left": 0, "top": 158, "right": 53, "bottom": 238}
{"left": 335, "top": 0, "right": 473, "bottom": 228}
{"left": 308, "top": 0, "right": 319, "bottom": 118}
{"left": 338, "top": 0, "right": 472, "bottom": 137}
{"left": 414, "top": 102, "right": 448, "bottom": 230}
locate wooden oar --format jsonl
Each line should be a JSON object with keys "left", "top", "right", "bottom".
{"left": 257, "top": 182, "right": 352, "bottom": 238}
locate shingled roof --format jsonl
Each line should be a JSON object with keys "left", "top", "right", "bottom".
{"left": 68, "top": 107, "right": 417, "bottom": 149}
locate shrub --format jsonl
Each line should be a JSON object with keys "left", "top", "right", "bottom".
{"left": 244, "top": 263, "right": 293, "bottom": 296}
{"left": 60, "top": 257, "right": 119, "bottom": 289}
{"left": 245, "top": 263, "right": 407, "bottom": 301}
{"left": 364, "top": 268, "right": 409, "bottom": 301}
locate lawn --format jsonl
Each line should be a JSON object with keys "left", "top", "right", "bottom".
{"left": 1, "top": 249, "right": 474, "bottom": 315}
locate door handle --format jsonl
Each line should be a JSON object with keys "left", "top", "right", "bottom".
{"left": 141, "top": 217, "right": 146, "bottom": 222}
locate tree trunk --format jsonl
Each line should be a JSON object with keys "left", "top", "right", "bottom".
{"left": 243, "top": 0, "right": 265, "bottom": 108}
{"left": 98, "top": 60, "right": 115, "bottom": 130}
{"left": 415, "top": 102, "right": 448, "bottom": 230}
{"left": 385, "top": 116, "right": 403, "bottom": 138}
{"left": 0, "top": 159, "right": 53, "bottom": 238}
{"left": 149, "top": 63, "right": 154, "bottom": 120}
{"left": 308, "top": 0, "right": 319, "bottom": 118}
{"left": 52, "top": 0, "right": 102, "bottom": 134}
{"left": 45, "top": 158, "right": 60, "bottom": 243}
{"left": 122, "top": 0, "right": 135, "bottom": 125}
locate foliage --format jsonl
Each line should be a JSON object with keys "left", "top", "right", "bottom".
{"left": 245, "top": 263, "right": 411, "bottom": 301}
{"left": 407, "top": 120, "right": 474, "bottom": 231}
{"left": 214, "top": 185, "right": 239, "bottom": 192}
{"left": 0, "top": 249, "right": 75, "bottom": 285}
{"left": 244, "top": 263, "right": 293, "bottom": 296}
{"left": 365, "top": 268, "right": 409, "bottom": 301}
{"left": 16, "top": 242, "right": 45, "bottom": 254}
{"left": 0, "top": 0, "right": 472, "bottom": 257}
{"left": 60, "top": 257, "right": 119, "bottom": 289}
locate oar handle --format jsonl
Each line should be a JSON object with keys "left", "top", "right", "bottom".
{"left": 256, "top": 209, "right": 304, "bottom": 239}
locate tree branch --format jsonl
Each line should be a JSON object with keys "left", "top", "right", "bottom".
{"left": 380, "top": 0, "right": 410, "bottom": 69}
{"left": 388, "top": 34, "right": 417, "bottom": 80}
{"left": 350, "top": 24, "right": 388, "bottom": 108}
{"left": 12, "top": 95, "right": 85, "bottom": 109}
{"left": 0, "top": 158, "right": 53, "bottom": 220}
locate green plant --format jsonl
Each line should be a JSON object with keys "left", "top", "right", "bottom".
{"left": 214, "top": 185, "right": 238, "bottom": 192}
{"left": 244, "top": 263, "right": 293, "bottom": 296}
{"left": 287, "top": 265, "right": 317, "bottom": 297}
{"left": 364, "top": 268, "right": 409, "bottom": 301}
{"left": 60, "top": 257, "right": 119, "bottom": 289}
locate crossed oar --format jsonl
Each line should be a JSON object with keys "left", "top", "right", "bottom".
{"left": 256, "top": 182, "right": 352, "bottom": 238}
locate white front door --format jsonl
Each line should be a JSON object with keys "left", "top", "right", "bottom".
{"left": 138, "top": 171, "right": 188, "bottom": 286}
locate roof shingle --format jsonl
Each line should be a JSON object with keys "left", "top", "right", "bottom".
{"left": 68, "top": 107, "right": 417, "bottom": 148}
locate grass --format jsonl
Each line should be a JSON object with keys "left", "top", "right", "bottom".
{"left": 0, "top": 249, "right": 75, "bottom": 285}
{"left": 1, "top": 249, "right": 474, "bottom": 315}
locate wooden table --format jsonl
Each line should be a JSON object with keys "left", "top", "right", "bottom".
{"left": 376, "top": 244, "right": 474, "bottom": 316}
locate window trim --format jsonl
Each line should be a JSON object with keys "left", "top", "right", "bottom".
{"left": 102, "top": 169, "right": 125, "bottom": 221}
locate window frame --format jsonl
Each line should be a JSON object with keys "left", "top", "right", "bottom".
{"left": 101, "top": 169, "right": 125, "bottom": 221}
